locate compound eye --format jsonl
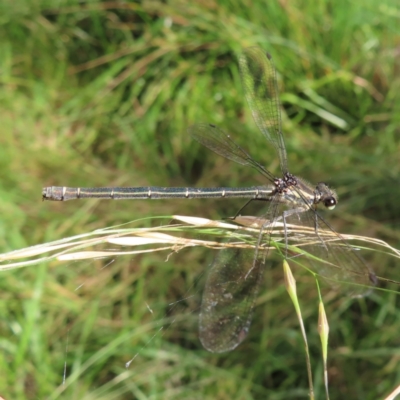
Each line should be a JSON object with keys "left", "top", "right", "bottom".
{"left": 324, "top": 197, "right": 337, "bottom": 210}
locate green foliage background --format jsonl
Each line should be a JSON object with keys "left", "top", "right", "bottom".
{"left": 0, "top": 0, "right": 399, "bottom": 399}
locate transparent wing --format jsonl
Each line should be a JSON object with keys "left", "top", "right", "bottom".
{"left": 199, "top": 246, "right": 265, "bottom": 353}
{"left": 199, "top": 200, "right": 282, "bottom": 353}
{"left": 286, "top": 203, "right": 376, "bottom": 296}
{"left": 239, "top": 47, "right": 287, "bottom": 173}
{"left": 189, "top": 123, "right": 274, "bottom": 180}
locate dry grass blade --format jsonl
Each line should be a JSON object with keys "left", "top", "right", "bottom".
{"left": 1, "top": 215, "right": 398, "bottom": 293}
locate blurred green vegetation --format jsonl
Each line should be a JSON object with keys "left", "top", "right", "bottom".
{"left": 0, "top": 0, "right": 399, "bottom": 399}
